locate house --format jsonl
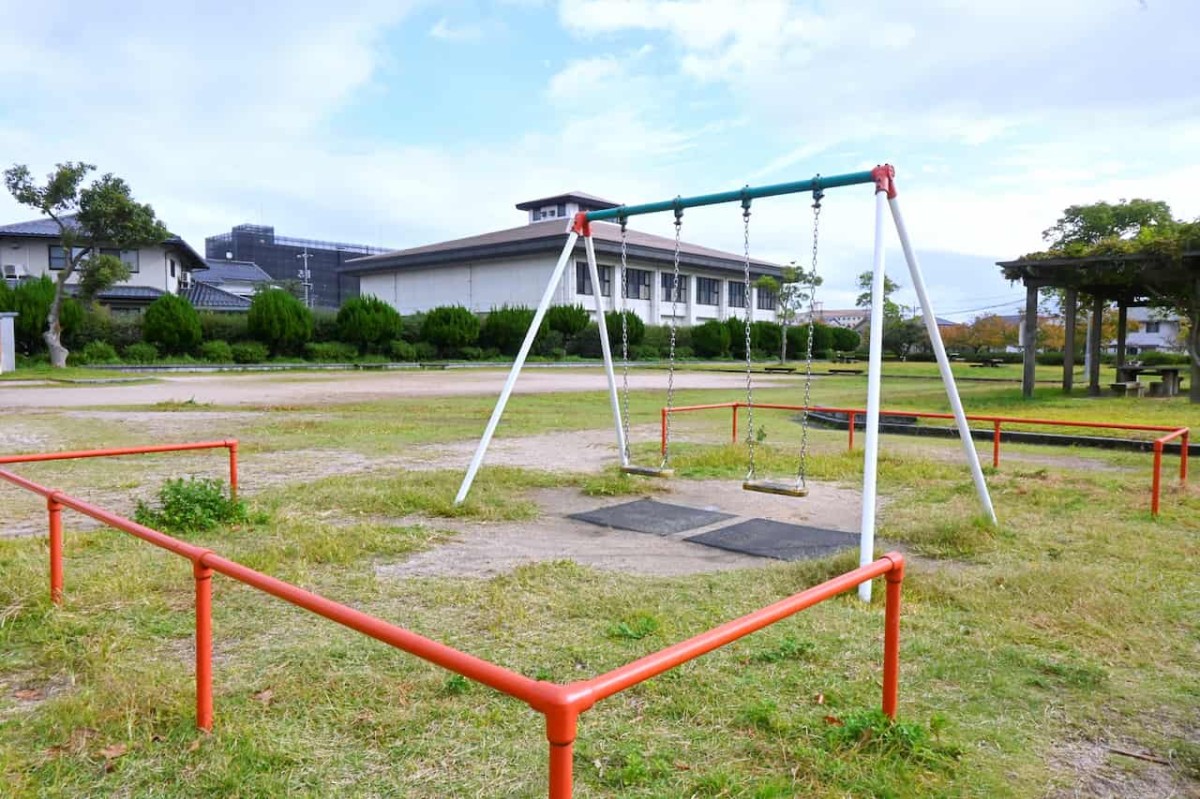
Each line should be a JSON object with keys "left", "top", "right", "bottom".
{"left": 340, "top": 191, "right": 785, "bottom": 325}
{"left": 1121, "top": 307, "right": 1182, "bottom": 354}
{"left": 0, "top": 216, "right": 207, "bottom": 310}
{"left": 811, "top": 307, "right": 869, "bottom": 330}
{"left": 196, "top": 258, "right": 274, "bottom": 298}
{"left": 182, "top": 281, "right": 253, "bottom": 312}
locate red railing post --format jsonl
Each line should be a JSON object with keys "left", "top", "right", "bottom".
{"left": 848, "top": 411, "right": 856, "bottom": 450}
{"left": 882, "top": 553, "right": 905, "bottom": 720}
{"left": 194, "top": 557, "right": 214, "bottom": 732}
{"left": 546, "top": 706, "right": 578, "bottom": 799}
{"left": 47, "top": 493, "right": 64, "bottom": 605}
{"left": 227, "top": 441, "right": 239, "bottom": 502}
{"left": 660, "top": 408, "right": 668, "bottom": 457}
{"left": 993, "top": 421, "right": 1002, "bottom": 468}
{"left": 1151, "top": 440, "right": 1164, "bottom": 517}
{"left": 1181, "top": 429, "right": 1189, "bottom": 483}
{"left": 731, "top": 403, "right": 739, "bottom": 445}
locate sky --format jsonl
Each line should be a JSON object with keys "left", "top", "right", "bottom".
{"left": 1, "top": 0, "right": 1197, "bottom": 319}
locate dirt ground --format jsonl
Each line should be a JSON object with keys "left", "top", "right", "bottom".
{"left": 1, "top": 367, "right": 786, "bottom": 408}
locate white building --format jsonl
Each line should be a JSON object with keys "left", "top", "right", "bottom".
{"left": 342, "top": 192, "right": 784, "bottom": 324}
{"left": 0, "top": 216, "right": 207, "bottom": 310}
{"left": 1122, "top": 306, "right": 1183, "bottom": 353}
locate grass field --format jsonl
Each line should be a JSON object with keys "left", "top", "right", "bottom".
{"left": 1, "top": 371, "right": 1197, "bottom": 797}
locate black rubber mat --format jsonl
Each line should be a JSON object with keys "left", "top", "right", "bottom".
{"left": 569, "top": 498, "right": 734, "bottom": 536}
{"left": 686, "top": 519, "right": 857, "bottom": 561}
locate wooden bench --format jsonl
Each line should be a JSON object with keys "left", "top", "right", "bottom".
{"left": 970, "top": 359, "right": 1003, "bottom": 368}
{"left": 829, "top": 368, "right": 865, "bottom": 375}
{"left": 1109, "top": 381, "right": 1145, "bottom": 397}
{"left": 763, "top": 365, "right": 796, "bottom": 374}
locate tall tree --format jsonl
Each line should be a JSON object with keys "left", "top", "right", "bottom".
{"left": 1042, "top": 198, "right": 1174, "bottom": 250}
{"left": 4, "top": 162, "right": 170, "bottom": 367}
{"left": 855, "top": 271, "right": 901, "bottom": 316}
{"left": 755, "top": 262, "right": 821, "bottom": 362}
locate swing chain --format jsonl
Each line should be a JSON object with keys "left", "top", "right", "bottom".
{"left": 742, "top": 197, "right": 757, "bottom": 481}
{"left": 661, "top": 206, "right": 683, "bottom": 468}
{"left": 797, "top": 180, "right": 823, "bottom": 489}
{"left": 619, "top": 218, "right": 631, "bottom": 464}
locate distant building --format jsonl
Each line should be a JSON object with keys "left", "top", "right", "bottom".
{"left": 205, "top": 224, "right": 392, "bottom": 309}
{"left": 196, "top": 258, "right": 274, "bottom": 298}
{"left": 342, "top": 191, "right": 785, "bottom": 325}
{"left": 812, "top": 307, "right": 869, "bottom": 330}
{"left": 1121, "top": 307, "right": 1183, "bottom": 353}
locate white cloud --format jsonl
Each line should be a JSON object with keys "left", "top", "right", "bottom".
{"left": 429, "top": 18, "right": 489, "bottom": 42}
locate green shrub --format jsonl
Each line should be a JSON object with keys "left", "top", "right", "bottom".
{"left": 336, "top": 295, "right": 403, "bottom": 353}
{"left": 1140, "top": 350, "right": 1190, "bottom": 365}
{"left": 751, "top": 321, "right": 782, "bottom": 358}
{"left": 401, "top": 312, "right": 425, "bottom": 343}
{"left": 604, "top": 310, "right": 644, "bottom": 349}
{"left": 726, "top": 317, "right": 751, "bottom": 358}
{"left": 122, "top": 342, "right": 158, "bottom": 364}
{"left": 75, "top": 340, "right": 120, "bottom": 365}
{"left": 459, "top": 346, "right": 484, "bottom": 360}
{"left": 134, "top": 477, "right": 247, "bottom": 535}
{"left": 199, "top": 311, "right": 249, "bottom": 343}
{"left": 631, "top": 344, "right": 660, "bottom": 360}
{"left": 830, "top": 326, "right": 861, "bottom": 352}
{"left": 567, "top": 323, "right": 604, "bottom": 359}
{"left": 786, "top": 322, "right": 834, "bottom": 359}
{"left": 421, "top": 305, "right": 479, "bottom": 355}
{"left": 533, "top": 329, "right": 566, "bottom": 357}
{"left": 65, "top": 306, "right": 114, "bottom": 352}
{"left": 0, "top": 276, "right": 83, "bottom": 354}
{"left": 311, "top": 310, "right": 340, "bottom": 343}
{"left": 389, "top": 340, "right": 417, "bottom": 361}
{"left": 304, "top": 341, "right": 358, "bottom": 362}
{"left": 545, "top": 304, "right": 590, "bottom": 337}
{"left": 413, "top": 341, "right": 438, "bottom": 361}
{"left": 142, "top": 294, "right": 202, "bottom": 355}
{"left": 231, "top": 341, "right": 269, "bottom": 364}
{"left": 692, "top": 319, "right": 731, "bottom": 357}
{"left": 480, "top": 305, "right": 537, "bottom": 356}
{"left": 248, "top": 289, "right": 313, "bottom": 355}
{"left": 1036, "top": 351, "right": 1064, "bottom": 366}
{"left": 199, "top": 340, "right": 234, "bottom": 363}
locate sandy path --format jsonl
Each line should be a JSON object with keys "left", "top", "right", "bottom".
{"left": 2, "top": 368, "right": 785, "bottom": 409}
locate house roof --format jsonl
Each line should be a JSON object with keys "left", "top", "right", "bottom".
{"left": 515, "top": 191, "right": 620, "bottom": 211}
{"left": 199, "top": 258, "right": 273, "bottom": 284}
{"left": 0, "top": 215, "right": 208, "bottom": 273}
{"left": 183, "top": 281, "right": 253, "bottom": 311}
{"left": 64, "top": 284, "right": 166, "bottom": 301}
{"left": 343, "top": 219, "right": 781, "bottom": 277}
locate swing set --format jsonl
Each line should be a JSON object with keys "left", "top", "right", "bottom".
{"left": 456, "top": 165, "right": 996, "bottom": 601}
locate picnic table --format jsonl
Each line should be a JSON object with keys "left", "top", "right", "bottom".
{"left": 970, "top": 358, "right": 1004, "bottom": 368}
{"left": 1114, "top": 365, "right": 1186, "bottom": 397}
{"left": 834, "top": 353, "right": 859, "bottom": 363}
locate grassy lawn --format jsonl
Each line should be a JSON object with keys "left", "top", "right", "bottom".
{"left": 1, "top": 374, "right": 1197, "bottom": 797}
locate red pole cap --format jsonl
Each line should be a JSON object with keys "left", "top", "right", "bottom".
{"left": 871, "top": 164, "right": 897, "bottom": 199}
{"left": 571, "top": 211, "right": 591, "bottom": 237}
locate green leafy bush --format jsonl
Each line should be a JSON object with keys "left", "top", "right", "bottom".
{"left": 134, "top": 477, "right": 247, "bottom": 535}
{"left": 304, "top": 341, "right": 358, "bottom": 362}
{"left": 401, "top": 312, "right": 425, "bottom": 343}
{"left": 336, "top": 295, "right": 403, "bottom": 353}
{"left": 751, "top": 321, "right": 782, "bottom": 357}
{"left": 311, "top": 310, "right": 340, "bottom": 343}
{"left": 231, "top": 341, "right": 269, "bottom": 364}
{"left": 142, "top": 294, "right": 202, "bottom": 355}
{"left": 199, "top": 340, "right": 234, "bottom": 363}
{"left": 632, "top": 344, "right": 661, "bottom": 360}
{"left": 545, "top": 304, "right": 590, "bottom": 337}
{"left": 413, "top": 341, "right": 438, "bottom": 361}
{"left": 459, "top": 346, "right": 484, "bottom": 360}
{"left": 533, "top": 329, "right": 566, "bottom": 357}
{"left": 567, "top": 323, "right": 603, "bottom": 358}
{"left": 830, "top": 326, "right": 861, "bottom": 352}
{"left": 692, "top": 319, "right": 731, "bottom": 357}
{"left": 248, "top": 289, "right": 313, "bottom": 355}
{"left": 200, "top": 311, "right": 248, "bottom": 343}
{"left": 75, "top": 340, "right": 120, "bottom": 365}
{"left": 122, "top": 342, "right": 158, "bottom": 364}
{"left": 0, "top": 276, "right": 83, "bottom": 354}
{"left": 1140, "top": 350, "right": 1190, "bottom": 365}
{"left": 389, "top": 340, "right": 417, "bottom": 361}
{"left": 421, "top": 305, "right": 479, "bottom": 355}
{"left": 65, "top": 306, "right": 113, "bottom": 352}
{"left": 604, "top": 310, "right": 644, "bottom": 349}
{"left": 480, "top": 305, "right": 537, "bottom": 356}
{"left": 786, "top": 322, "right": 834, "bottom": 359}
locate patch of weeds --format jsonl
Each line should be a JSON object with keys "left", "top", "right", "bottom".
{"left": 579, "top": 471, "right": 665, "bottom": 498}
{"left": 750, "top": 635, "right": 816, "bottom": 664}
{"left": 133, "top": 477, "right": 249, "bottom": 535}
{"left": 1168, "top": 738, "right": 1200, "bottom": 780}
{"left": 738, "top": 698, "right": 785, "bottom": 733}
{"left": 824, "top": 709, "right": 961, "bottom": 767}
{"left": 606, "top": 611, "right": 660, "bottom": 641}
{"left": 589, "top": 745, "right": 672, "bottom": 789}
{"left": 442, "top": 674, "right": 470, "bottom": 695}
{"left": 1026, "top": 655, "right": 1107, "bottom": 690}
{"left": 150, "top": 397, "right": 212, "bottom": 411}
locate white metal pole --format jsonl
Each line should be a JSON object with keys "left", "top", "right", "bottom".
{"left": 454, "top": 230, "right": 580, "bottom": 504}
{"left": 858, "top": 191, "right": 888, "bottom": 603}
{"left": 585, "top": 234, "right": 629, "bottom": 465}
{"left": 888, "top": 196, "right": 997, "bottom": 524}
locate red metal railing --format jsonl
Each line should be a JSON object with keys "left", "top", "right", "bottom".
{"left": 663, "top": 402, "right": 1189, "bottom": 517}
{"left": 1, "top": 443, "right": 905, "bottom": 798}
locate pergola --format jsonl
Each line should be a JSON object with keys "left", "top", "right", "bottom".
{"left": 996, "top": 251, "right": 1200, "bottom": 399}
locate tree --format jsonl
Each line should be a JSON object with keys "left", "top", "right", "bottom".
{"left": 3, "top": 162, "right": 170, "bottom": 367}
{"left": 337, "top": 295, "right": 404, "bottom": 353}
{"left": 248, "top": 289, "right": 313, "bottom": 355}
{"left": 142, "top": 294, "right": 202, "bottom": 355}
{"left": 855, "top": 271, "right": 901, "bottom": 316}
{"left": 967, "top": 314, "right": 1018, "bottom": 352}
{"left": 756, "top": 263, "right": 822, "bottom": 362}
{"left": 1042, "top": 199, "right": 1175, "bottom": 250}
{"left": 421, "top": 305, "right": 479, "bottom": 356}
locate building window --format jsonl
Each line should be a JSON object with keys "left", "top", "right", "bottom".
{"left": 696, "top": 277, "right": 720, "bottom": 306}
{"left": 100, "top": 248, "right": 140, "bottom": 273}
{"left": 48, "top": 245, "right": 88, "bottom": 270}
{"left": 1144, "top": 321, "right": 1161, "bottom": 334}
{"left": 623, "top": 268, "right": 651, "bottom": 300}
{"left": 756, "top": 285, "right": 777, "bottom": 310}
{"left": 575, "top": 261, "right": 612, "bottom": 297}
{"left": 728, "top": 281, "right": 746, "bottom": 308}
{"left": 170, "top": 259, "right": 177, "bottom": 278}
{"left": 661, "top": 272, "right": 687, "bottom": 303}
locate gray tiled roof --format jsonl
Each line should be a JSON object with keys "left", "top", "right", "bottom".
{"left": 199, "top": 259, "right": 273, "bottom": 284}
{"left": 0, "top": 214, "right": 208, "bottom": 272}
{"left": 183, "top": 282, "right": 253, "bottom": 310}
{"left": 64, "top": 284, "right": 166, "bottom": 300}
{"left": 515, "top": 191, "right": 620, "bottom": 211}
{"left": 343, "top": 219, "right": 781, "bottom": 277}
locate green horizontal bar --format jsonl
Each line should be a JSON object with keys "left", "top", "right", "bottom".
{"left": 585, "top": 169, "right": 877, "bottom": 222}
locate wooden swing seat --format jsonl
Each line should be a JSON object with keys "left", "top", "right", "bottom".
{"left": 742, "top": 480, "right": 808, "bottom": 497}
{"left": 622, "top": 465, "right": 675, "bottom": 478}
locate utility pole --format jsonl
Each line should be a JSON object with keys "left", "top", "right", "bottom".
{"left": 296, "top": 247, "right": 313, "bottom": 309}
